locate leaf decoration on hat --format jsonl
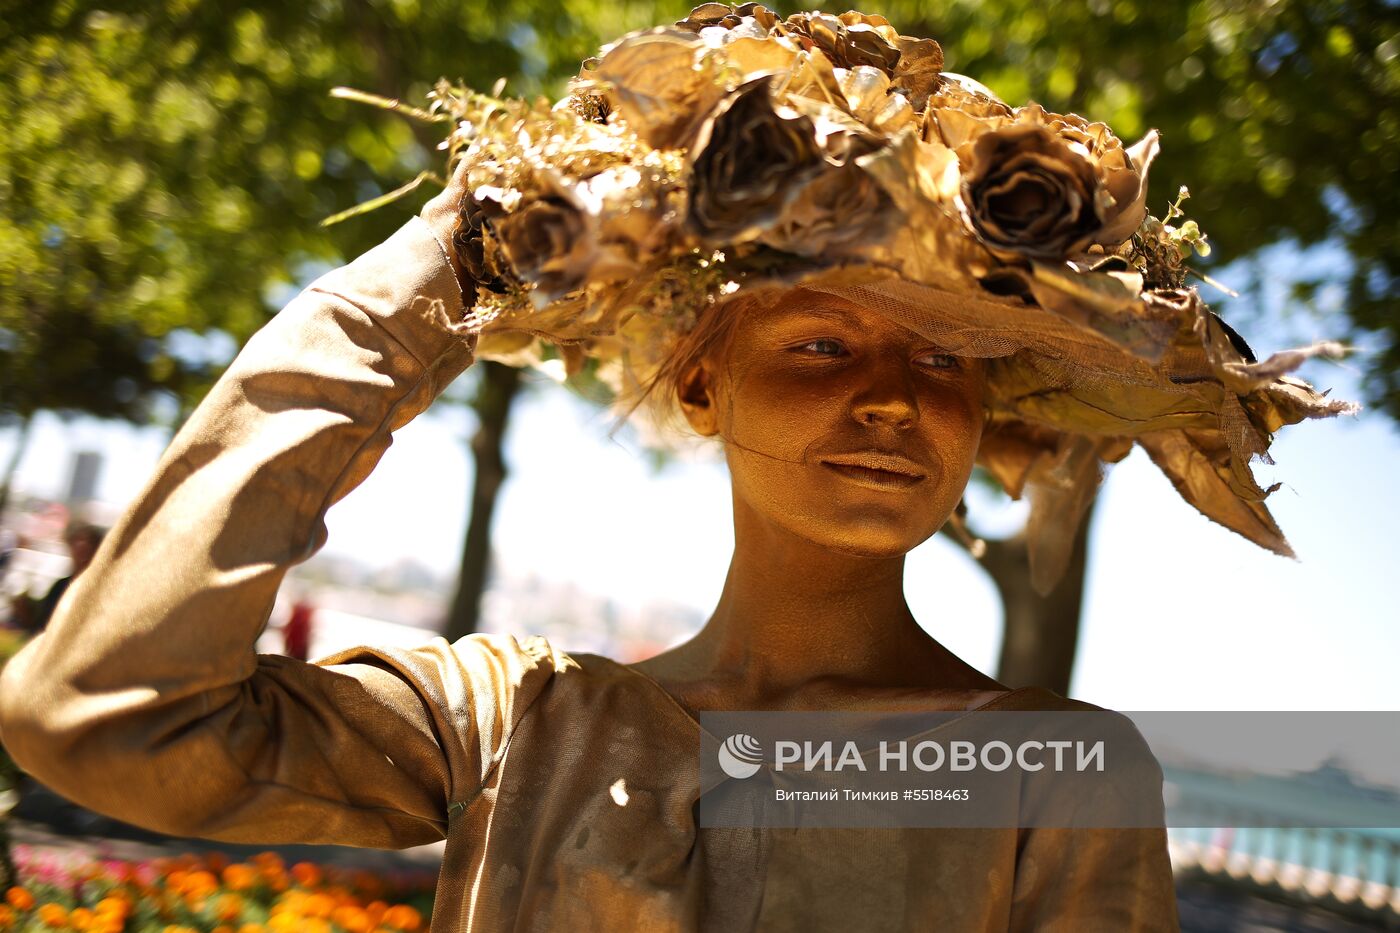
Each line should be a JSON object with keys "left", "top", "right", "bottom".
{"left": 1025, "top": 435, "right": 1118, "bottom": 595}
{"left": 591, "top": 29, "right": 723, "bottom": 151}
{"left": 1019, "top": 260, "right": 1181, "bottom": 363}
{"left": 1248, "top": 374, "right": 1358, "bottom": 435}
{"left": 889, "top": 35, "right": 945, "bottom": 111}
{"left": 1137, "top": 429, "right": 1294, "bottom": 557}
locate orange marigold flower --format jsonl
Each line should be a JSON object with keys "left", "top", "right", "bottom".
{"left": 38, "top": 903, "right": 70, "bottom": 927}
{"left": 302, "top": 892, "right": 335, "bottom": 919}
{"left": 272, "top": 891, "right": 305, "bottom": 914}
{"left": 6, "top": 887, "right": 36, "bottom": 910}
{"left": 95, "top": 895, "right": 131, "bottom": 917}
{"left": 333, "top": 905, "right": 374, "bottom": 933}
{"left": 185, "top": 870, "right": 219, "bottom": 897}
{"left": 290, "top": 862, "right": 322, "bottom": 888}
{"left": 251, "top": 852, "right": 284, "bottom": 872}
{"left": 70, "top": 906, "right": 95, "bottom": 929}
{"left": 222, "top": 864, "right": 258, "bottom": 891}
{"left": 215, "top": 892, "right": 245, "bottom": 921}
{"left": 237, "top": 925, "right": 268, "bottom": 933}
{"left": 383, "top": 904, "right": 424, "bottom": 931}
{"left": 0, "top": 905, "right": 15, "bottom": 926}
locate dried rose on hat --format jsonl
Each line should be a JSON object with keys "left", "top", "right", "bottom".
{"left": 958, "top": 124, "right": 1113, "bottom": 261}
{"left": 759, "top": 148, "right": 895, "bottom": 257}
{"left": 686, "top": 77, "right": 827, "bottom": 244}
{"left": 781, "top": 10, "right": 902, "bottom": 71}
{"left": 490, "top": 197, "right": 586, "bottom": 299}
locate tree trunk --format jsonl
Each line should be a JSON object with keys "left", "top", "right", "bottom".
{"left": 345, "top": 5, "right": 519, "bottom": 643}
{"left": 443, "top": 362, "right": 522, "bottom": 643}
{"left": 0, "top": 412, "right": 35, "bottom": 521}
{"left": 980, "top": 496, "right": 1098, "bottom": 695}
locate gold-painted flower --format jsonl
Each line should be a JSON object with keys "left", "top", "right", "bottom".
{"left": 782, "top": 10, "right": 901, "bottom": 72}
{"left": 1014, "top": 105, "right": 1159, "bottom": 246}
{"left": 760, "top": 129, "right": 895, "bottom": 257}
{"left": 687, "top": 77, "right": 826, "bottom": 244}
{"left": 927, "top": 83, "right": 1159, "bottom": 257}
{"left": 959, "top": 124, "right": 1106, "bottom": 259}
{"left": 957, "top": 112, "right": 1159, "bottom": 260}
{"left": 922, "top": 75, "right": 1015, "bottom": 151}
{"left": 452, "top": 193, "right": 516, "bottom": 300}
{"left": 493, "top": 197, "right": 594, "bottom": 300}
{"left": 589, "top": 29, "right": 726, "bottom": 152}
{"left": 675, "top": 3, "right": 783, "bottom": 37}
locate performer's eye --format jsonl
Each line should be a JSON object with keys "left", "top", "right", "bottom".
{"left": 796, "top": 339, "right": 846, "bottom": 356}
{"left": 916, "top": 351, "right": 960, "bottom": 370}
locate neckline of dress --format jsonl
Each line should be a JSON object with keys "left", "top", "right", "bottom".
{"left": 589, "top": 653, "right": 1039, "bottom": 740}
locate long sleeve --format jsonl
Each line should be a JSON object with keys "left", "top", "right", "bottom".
{"left": 0, "top": 213, "right": 558, "bottom": 848}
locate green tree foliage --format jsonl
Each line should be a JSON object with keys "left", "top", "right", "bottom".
{"left": 0, "top": 0, "right": 678, "bottom": 425}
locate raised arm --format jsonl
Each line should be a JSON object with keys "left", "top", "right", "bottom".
{"left": 0, "top": 173, "right": 559, "bottom": 848}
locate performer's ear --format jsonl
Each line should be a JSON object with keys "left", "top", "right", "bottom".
{"left": 677, "top": 361, "right": 719, "bottom": 437}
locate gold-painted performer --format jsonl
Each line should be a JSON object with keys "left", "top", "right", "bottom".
{"left": 0, "top": 6, "right": 1356, "bottom": 930}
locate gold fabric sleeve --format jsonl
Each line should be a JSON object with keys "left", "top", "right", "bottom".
{"left": 0, "top": 214, "right": 558, "bottom": 848}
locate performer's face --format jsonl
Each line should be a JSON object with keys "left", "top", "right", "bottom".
{"left": 678, "top": 289, "right": 985, "bottom": 557}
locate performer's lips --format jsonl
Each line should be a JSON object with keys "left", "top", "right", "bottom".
{"left": 819, "top": 452, "right": 927, "bottom": 489}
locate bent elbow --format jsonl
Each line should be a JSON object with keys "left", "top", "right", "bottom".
{"left": 0, "top": 642, "right": 256, "bottom": 838}
{"left": 0, "top": 635, "right": 148, "bottom": 798}
{"left": 0, "top": 635, "right": 72, "bottom": 781}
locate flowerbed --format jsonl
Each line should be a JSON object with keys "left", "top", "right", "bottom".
{"left": 2, "top": 846, "right": 435, "bottom": 932}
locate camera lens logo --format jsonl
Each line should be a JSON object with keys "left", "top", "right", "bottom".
{"left": 718, "top": 733, "right": 764, "bottom": 779}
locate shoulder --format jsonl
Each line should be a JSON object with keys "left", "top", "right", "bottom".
{"left": 986, "top": 685, "right": 1106, "bottom": 713}
{"left": 318, "top": 633, "right": 654, "bottom": 724}
{"left": 314, "top": 632, "right": 581, "bottom": 737}
{"left": 984, "top": 686, "right": 1163, "bottom": 775}
{"left": 320, "top": 630, "right": 568, "bottom": 679}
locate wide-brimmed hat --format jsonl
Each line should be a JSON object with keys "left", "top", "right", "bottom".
{"left": 393, "top": 4, "right": 1358, "bottom": 591}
